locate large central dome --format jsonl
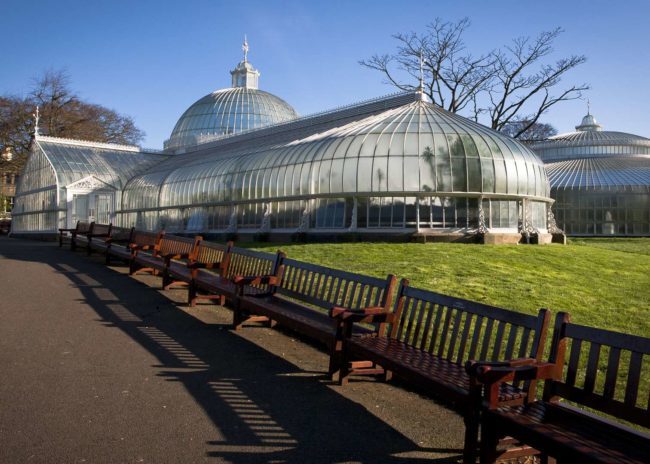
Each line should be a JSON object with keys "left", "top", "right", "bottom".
{"left": 164, "top": 40, "right": 298, "bottom": 152}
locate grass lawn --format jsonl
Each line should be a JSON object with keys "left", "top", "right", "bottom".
{"left": 250, "top": 238, "right": 650, "bottom": 336}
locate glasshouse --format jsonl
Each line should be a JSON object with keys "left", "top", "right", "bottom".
{"left": 531, "top": 113, "right": 650, "bottom": 236}
{"left": 12, "top": 51, "right": 557, "bottom": 243}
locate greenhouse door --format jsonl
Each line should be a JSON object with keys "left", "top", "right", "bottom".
{"left": 68, "top": 191, "right": 115, "bottom": 227}
{"left": 72, "top": 194, "right": 89, "bottom": 224}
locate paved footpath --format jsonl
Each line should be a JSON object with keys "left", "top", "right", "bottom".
{"left": 0, "top": 237, "right": 463, "bottom": 464}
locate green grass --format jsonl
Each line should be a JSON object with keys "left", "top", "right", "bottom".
{"left": 250, "top": 238, "right": 650, "bottom": 336}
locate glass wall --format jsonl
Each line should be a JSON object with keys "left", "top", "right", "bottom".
{"left": 553, "top": 188, "right": 650, "bottom": 236}
{"left": 11, "top": 145, "right": 59, "bottom": 232}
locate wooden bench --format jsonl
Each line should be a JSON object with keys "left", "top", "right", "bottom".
{"left": 333, "top": 280, "right": 551, "bottom": 464}
{"left": 164, "top": 240, "right": 234, "bottom": 306}
{"left": 473, "top": 312, "right": 650, "bottom": 464}
{"left": 122, "top": 230, "right": 165, "bottom": 273}
{"left": 192, "top": 247, "right": 284, "bottom": 307}
{"left": 234, "top": 258, "right": 398, "bottom": 381}
{"left": 58, "top": 220, "right": 91, "bottom": 249}
{"left": 130, "top": 234, "right": 201, "bottom": 290}
{"left": 80, "top": 223, "right": 112, "bottom": 255}
{"left": 90, "top": 226, "right": 135, "bottom": 264}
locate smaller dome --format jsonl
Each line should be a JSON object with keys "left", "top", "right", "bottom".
{"left": 576, "top": 113, "right": 602, "bottom": 132}
{"left": 530, "top": 113, "right": 650, "bottom": 162}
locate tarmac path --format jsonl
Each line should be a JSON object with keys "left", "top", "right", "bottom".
{"left": 0, "top": 237, "right": 463, "bottom": 463}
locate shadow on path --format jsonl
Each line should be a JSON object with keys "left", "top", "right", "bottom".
{"left": 1, "top": 238, "right": 462, "bottom": 463}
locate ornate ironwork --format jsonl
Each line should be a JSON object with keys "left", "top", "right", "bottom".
{"left": 546, "top": 207, "right": 563, "bottom": 234}
{"left": 477, "top": 197, "right": 488, "bottom": 234}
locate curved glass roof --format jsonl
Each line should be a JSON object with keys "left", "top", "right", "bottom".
{"left": 35, "top": 137, "right": 168, "bottom": 190}
{"left": 164, "top": 88, "right": 298, "bottom": 151}
{"left": 531, "top": 113, "right": 650, "bottom": 162}
{"left": 546, "top": 156, "right": 650, "bottom": 190}
{"left": 123, "top": 92, "right": 550, "bottom": 213}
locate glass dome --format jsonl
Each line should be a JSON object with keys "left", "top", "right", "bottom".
{"left": 164, "top": 88, "right": 298, "bottom": 151}
{"left": 164, "top": 47, "right": 298, "bottom": 151}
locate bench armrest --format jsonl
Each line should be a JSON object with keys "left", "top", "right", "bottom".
{"left": 187, "top": 261, "right": 222, "bottom": 270}
{"left": 466, "top": 360, "right": 558, "bottom": 407}
{"left": 163, "top": 253, "right": 191, "bottom": 261}
{"left": 328, "top": 306, "right": 393, "bottom": 324}
{"left": 232, "top": 275, "right": 280, "bottom": 287}
{"left": 129, "top": 243, "right": 152, "bottom": 251}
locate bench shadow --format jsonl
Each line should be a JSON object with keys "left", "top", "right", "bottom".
{"left": 1, "top": 238, "right": 462, "bottom": 464}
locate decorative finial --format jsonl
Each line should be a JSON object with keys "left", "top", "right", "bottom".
{"left": 242, "top": 34, "right": 249, "bottom": 62}
{"left": 33, "top": 106, "right": 40, "bottom": 137}
{"left": 587, "top": 98, "right": 591, "bottom": 115}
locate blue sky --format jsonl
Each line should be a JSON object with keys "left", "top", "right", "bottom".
{"left": 1, "top": 0, "right": 649, "bottom": 148}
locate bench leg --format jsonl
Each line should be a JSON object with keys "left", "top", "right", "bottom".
{"left": 188, "top": 283, "right": 197, "bottom": 307}
{"left": 478, "top": 414, "right": 499, "bottom": 464}
{"left": 129, "top": 260, "right": 138, "bottom": 275}
{"left": 162, "top": 272, "right": 171, "bottom": 290}
{"left": 463, "top": 413, "right": 479, "bottom": 464}
{"left": 328, "top": 342, "right": 343, "bottom": 382}
{"left": 232, "top": 298, "right": 244, "bottom": 331}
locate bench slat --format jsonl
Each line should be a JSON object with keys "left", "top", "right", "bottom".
{"left": 518, "top": 327, "right": 531, "bottom": 359}
{"left": 504, "top": 325, "right": 518, "bottom": 360}
{"left": 492, "top": 320, "right": 506, "bottom": 360}
{"left": 437, "top": 306, "right": 453, "bottom": 358}
{"left": 480, "top": 319, "right": 495, "bottom": 360}
{"left": 584, "top": 342, "right": 601, "bottom": 394}
{"left": 566, "top": 338, "right": 582, "bottom": 388}
{"left": 455, "top": 313, "right": 473, "bottom": 364}
{"left": 603, "top": 346, "right": 621, "bottom": 399}
{"left": 624, "top": 351, "right": 643, "bottom": 408}
{"left": 447, "top": 309, "right": 463, "bottom": 362}
{"left": 468, "top": 315, "right": 484, "bottom": 361}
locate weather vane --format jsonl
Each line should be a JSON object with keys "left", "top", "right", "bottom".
{"left": 242, "top": 34, "right": 249, "bottom": 62}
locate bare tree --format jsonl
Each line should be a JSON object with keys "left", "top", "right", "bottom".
{"left": 29, "top": 69, "right": 145, "bottom": 144}
{"left": 361, "top": 19, "right": 588, "bottom": 139}
{"left": 500, "top": 119, "right": 558, "bottom": 143}
{"left": 487, "top": 28, "right": 587, "bottom": 137}
{"left": 360, "top": 18, "right": 495, "bottom": 116}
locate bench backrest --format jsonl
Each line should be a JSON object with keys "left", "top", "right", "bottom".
{"left": 390, "top": 281, "right": 550, "bottom": 367}
{"left": 90, "top": 223, "right": 111, "bottom": 236}
{"left": 544, "top": 313, "right": 650, "bottom": 428}
{"left": 110, "top": 226, "right": 135, "bottom": 243}
{"left": 277, "top": 257, "right": 397, "bottom": 314}
{"left": 223, "top": 247, "right": 281, "bottom": 280}
{"left": 223, "top": 247, "right": 284, "bottom": 293}
{"left": 158, "top": 235, "right": 201, "bottom": 259}
{"left": 132, "top": 230, "right": 165, "bottom": 252}
{"left": 194, "top": 240, "right": 234, "bottom": 271}
{"left": 77, "top": 221, "right": 92, "bottom": 234}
